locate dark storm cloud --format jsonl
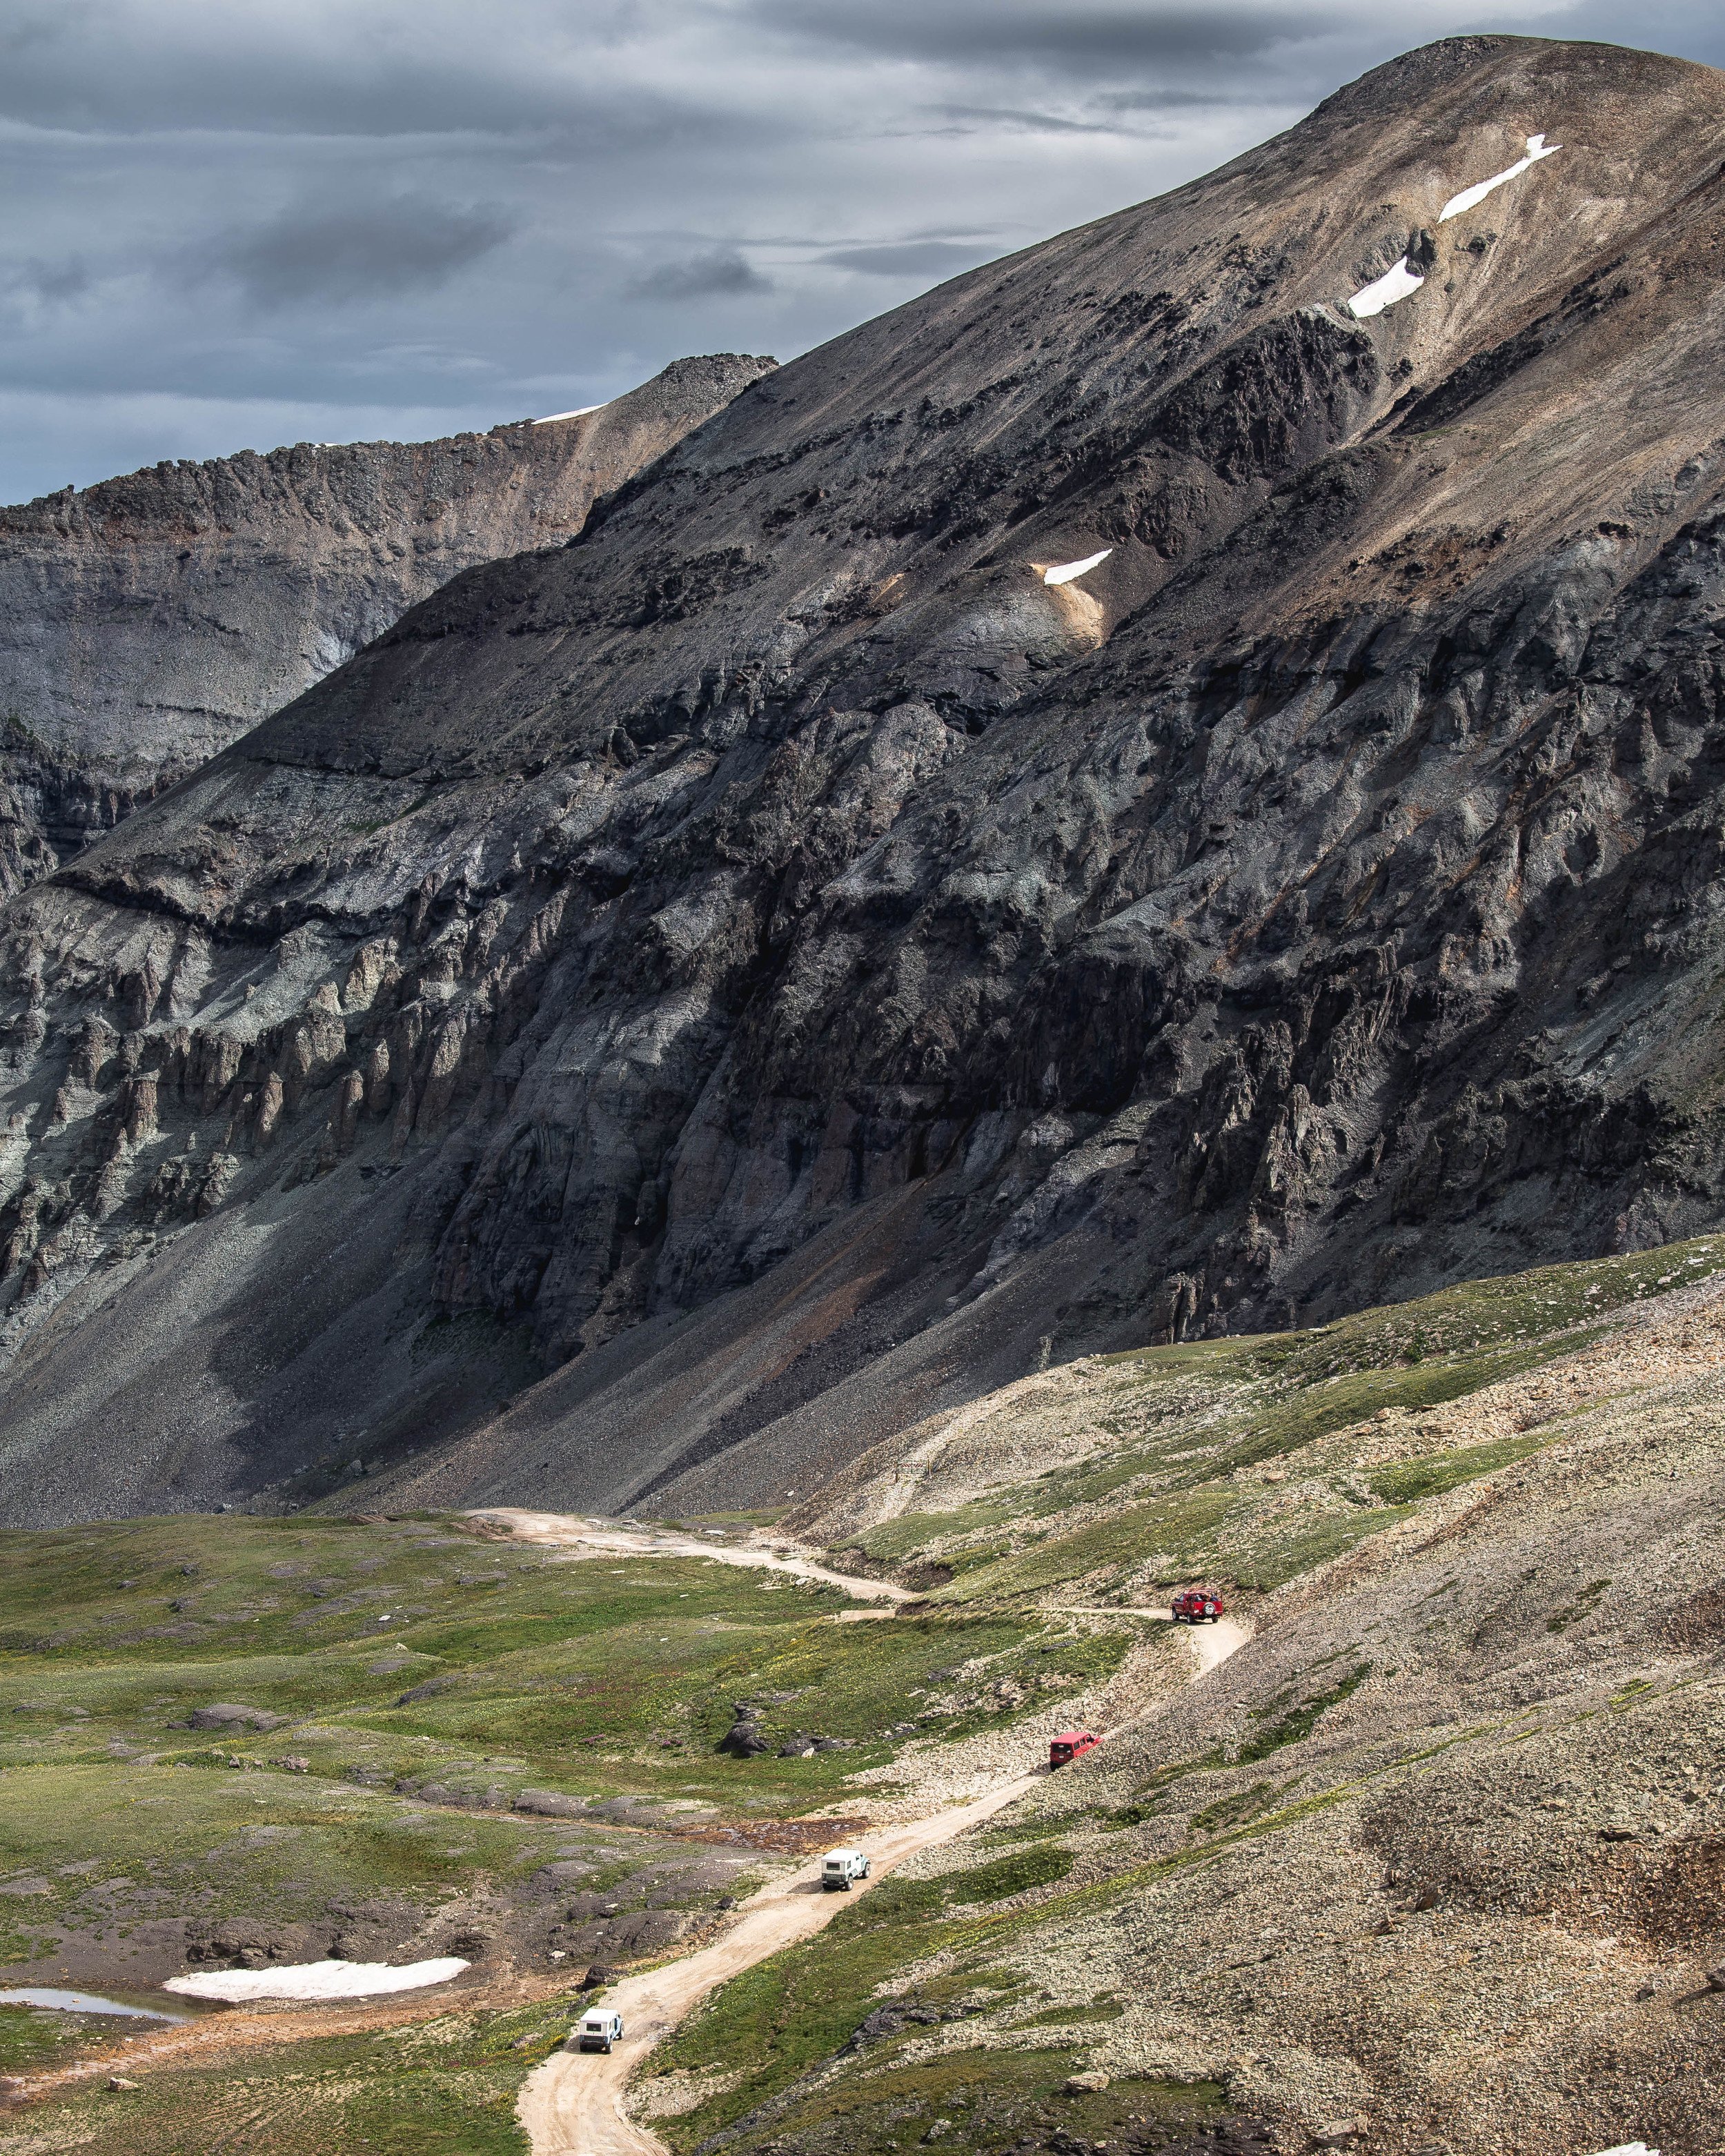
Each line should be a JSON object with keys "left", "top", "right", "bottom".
{"left": 10, "top": 259, "right": 92, "bottom": 305}
{"left": 745, "top": 1, "right": 1346, "bottom": 74}
{"left": 628, "top": 248, "right": 773, "bottom": 301}
{"left": 200, "top": 195, "right": 516, "bottom": 308}
{"left": 0, "top": 0, "right": 679, "bottom": 141}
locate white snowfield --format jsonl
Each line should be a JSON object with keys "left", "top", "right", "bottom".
{"left": 1345, "top": 130, "right": 1560, "bottom": 320}
{"left": 1346, "top": 256, "right": 1426, "bottom": 319}
{"left": 164, "top": 1957, "right": 469, "bottom": 2003}
{"left": 1043, "top": 548, "right": 1112, "bottom": 585}
{"left": 533, "top": 404, "right": 607, "bottom": 425}
{"left": 1586, "top": 2145, "right": 1659, "bottom": 2156}
{"left": 1440, "top": 132, "right": 1560, "bottom": 222}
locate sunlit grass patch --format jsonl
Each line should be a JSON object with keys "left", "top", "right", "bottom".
{"left": 0, "top": 2000, "right": 564, "bottom": 2155}
{"left": 930, "top": 1490, "right": 1236, "bottom": 1603}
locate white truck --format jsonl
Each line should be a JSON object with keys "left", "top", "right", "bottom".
{"left": 573, "top": 2007, "right": 625, "bottom": 2053}
{"left": 820, "top": 1847, "right": 871, "bottom": 1891}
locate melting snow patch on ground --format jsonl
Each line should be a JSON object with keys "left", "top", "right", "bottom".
{"left": 533, "top": 404, "right": 607, "bottom": 424}
{"left": 1439, "top": 133, "right": 1560, "bottom": 222}
{"left": 1043, "top": 549, "right": 1112, "bottom": 586}
{"left": 165, "top": 1957, "right": 469, "bottom": 2003}
{"left": 1346, "top": 257, "right": 1426, "bottom": 319}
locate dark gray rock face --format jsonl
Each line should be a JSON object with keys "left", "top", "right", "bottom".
{"left": 3, "top": 39, "right": 1725, "bottom": 1524}
{"left": 0, "top": 355, "right": 776, "bottom": 893}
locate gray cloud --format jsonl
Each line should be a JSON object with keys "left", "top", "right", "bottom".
{"left": 745, "top": 1, "right": 1348, "bottom": 74}
{"left": 200, "top": 195, "right": 516, "bottom": 308}
{"left": 934, "top": 103, "right": 1132, "bottom": 135}
{"left": 817, "top": 240, "right": 993, "bottom": 276}
{"left": 3, "top": 3, "right": 1724, "bottom": 504}
{"left": 627, "top": 248, "right": 773, "bottom": 301}
{"left": 11, "top": 259, "right": 91, "bottom": 304}
{"left": 1477, "top": 0, "right": 1725, "bottom": 66}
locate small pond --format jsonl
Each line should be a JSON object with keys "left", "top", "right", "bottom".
{"left": 0, "top": 1986, "right": 197, "bottom": 2021}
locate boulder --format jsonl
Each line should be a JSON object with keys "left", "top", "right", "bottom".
{"left": 188, "top": 1703, "right": 284, "bottom": 1732}
{"left": 515, "top": 1789, "right": 587, "bottom": 1817}
{"left": 395, "top": 1679, "right": 455, "bottom": 1705}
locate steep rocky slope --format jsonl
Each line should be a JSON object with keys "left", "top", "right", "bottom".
{"left": 0, "top": 354, "right": 774, "bottom": 893}
{"left": 3, "top": 36, "right": 1725, "bottom": 1523}
{"left": 641, "top": 1248, "right": 1725, "bottom": 2156}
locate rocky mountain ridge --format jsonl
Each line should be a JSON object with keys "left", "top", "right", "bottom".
{"left": 0, "top": 353, "right": 774, "bottom": 893}
{"left": 2, "top": 36, "right": 1725, "bottom": 1525}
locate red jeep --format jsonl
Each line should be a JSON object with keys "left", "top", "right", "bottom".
{"left": 1049, "top": 1730, "right": 1101, "bottom": 1768}
{"left": 1171, "top": 1589, "right": 1224, "bottom": 1624}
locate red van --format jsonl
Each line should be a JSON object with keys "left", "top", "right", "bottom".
{"left": 1049, "top": 1730, "right": 1101, "bottom": 1768}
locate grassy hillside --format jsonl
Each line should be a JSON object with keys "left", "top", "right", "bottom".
{"left": 0, "top": 1514, "right": 1126, "bottom": 2149}
{"left": 805, "top": 1234, "right": 1725, "bottom": 1607}
{"left": 651, "top": 1242, "right": 1725, "bottom": 2156}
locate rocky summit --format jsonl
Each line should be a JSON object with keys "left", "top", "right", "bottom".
{"left": 2, "top": 35, "right": 1725, "bottom": 1526}
{"left": 0, "top": 354, "right": 773, "bottom": 897}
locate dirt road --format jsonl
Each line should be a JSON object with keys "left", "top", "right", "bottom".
{"left": 472, "top": 1510, "right": 912, "bottom": 1601}
{"left": 516, "top": 1774, "right": 1040, "bottom": 2156}
{"left": 1183, "top": 1614, "right": 1252, "bottom": 1674}
{"left": 1053, "top": 1607, "right": 1254, "bottom": 1677}
{"left": 495, "top": 1514, "right": 1254, "bottom": 2156}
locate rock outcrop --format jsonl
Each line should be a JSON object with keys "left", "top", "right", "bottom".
{"left": 0, "top": 354, "right": 776, "bottom": 892}
{"left": 3, "top": 38, "right": 1725, "bottom": 1524}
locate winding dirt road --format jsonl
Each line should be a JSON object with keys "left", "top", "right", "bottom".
{"left": 517, "top": 1774, "right": 1041, "bottom": 2156}
{"left": 489, "top": 1512, "right": 1253, "bottom": 2156}
{"left": 1056, "top": 1607, "right": 1253, "bottom": 1677}
{"left": 473, "top": 1510, "right": 912, "bottom": 1601}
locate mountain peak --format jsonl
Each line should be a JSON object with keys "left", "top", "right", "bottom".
{"left": 3, "top": 42, "right": 1725, "bottom": 1525}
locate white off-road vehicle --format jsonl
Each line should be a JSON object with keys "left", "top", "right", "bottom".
{"left": 820, "top": 1848, "right": 871, "bottom": 1890}
{"left": 574, "top": 2007, "right": 625, "bottom": 2053}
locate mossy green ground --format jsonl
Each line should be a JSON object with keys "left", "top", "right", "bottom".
{"left": 0, "top": 1516, "right": 1115, "bottom": 2146}
{"left": 0, "top": 1518, "right": 1105, "bottom": 1828}
{"left": 660, "top": 2044, "right": 1223, "bottom": 2156}
{"left": 0, "top": 1996, "right": 573, "bottom": 2154}
{"left": 0, "top": 2001, "right": 124, "bottom": 2077}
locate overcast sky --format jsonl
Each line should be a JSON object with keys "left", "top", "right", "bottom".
{"left": 4, "top": 0, "right": 1722, "bottom": 504}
